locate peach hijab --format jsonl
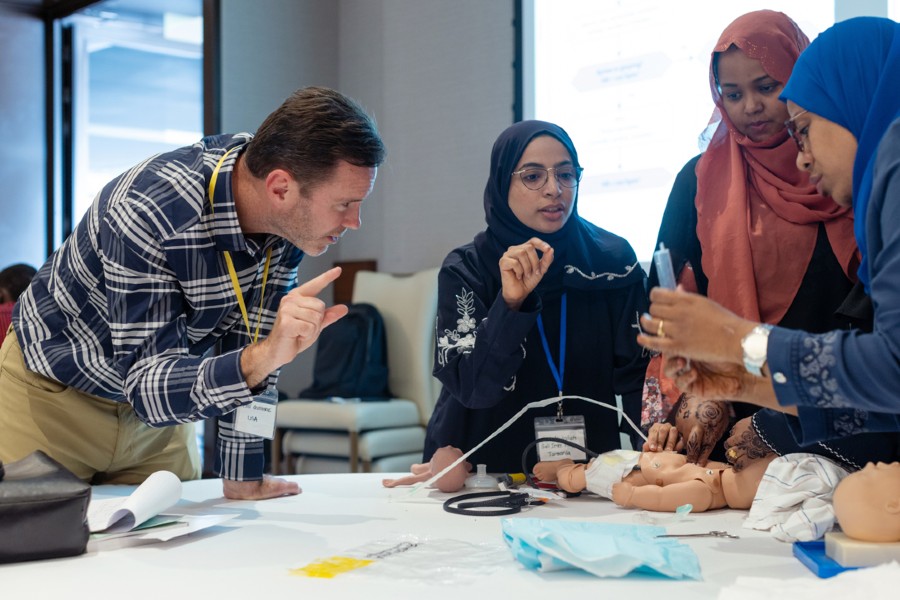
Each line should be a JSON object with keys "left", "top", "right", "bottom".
{"left": 695, "top": 10, "right": 858, "bottom": 323}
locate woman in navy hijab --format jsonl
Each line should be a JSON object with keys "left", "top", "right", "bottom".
{"left": 424, "top": 120, "right": 649, "bottom": 473}
{"left": 638, "top": 17, "right": 900, "bottom": 453}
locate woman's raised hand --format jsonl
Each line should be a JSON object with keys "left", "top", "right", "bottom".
{"left": 499, "top": 238, "right": 554, "bottom": 310}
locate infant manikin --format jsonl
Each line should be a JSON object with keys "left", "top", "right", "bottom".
{"left": 534, "top": 450, "right": 774, "bottom": 512}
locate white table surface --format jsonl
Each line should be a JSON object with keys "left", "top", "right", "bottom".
{"left": 3, "top": 472, "right": 822, "bottom": 599}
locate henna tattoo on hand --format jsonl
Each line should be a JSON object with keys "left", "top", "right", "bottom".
{"left": 679, "top": 394, "right": 691, "bottom": 421}
{"left": 681, "top": 398, "right": 728, "bottom": 463}
{"left": 728, "top": 426, "right": 773, "bottom": 472}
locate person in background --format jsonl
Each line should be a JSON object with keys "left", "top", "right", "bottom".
{"left": 425, "top": 120, "right": 648, "bottom": 473}
{"left": 0, "top": 263, "right": 36, "bottom": 346}
{"left": 639, "top": 17, "right": 900, "bottom": 458}
{"left": 641, "top": 11, "right": 884, "bottom": 471}
{"left": 0, "top": 87, "right": 385, "bottom": 499}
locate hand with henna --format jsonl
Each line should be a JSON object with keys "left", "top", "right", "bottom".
{"left": 676, "top": 394, "right": 730, "bottom": 467}
{"left": 723, "top": 417, "right": 775, "bottom": 472}
{"left": 643, "top": 395, "right": 730, "bottom": 465}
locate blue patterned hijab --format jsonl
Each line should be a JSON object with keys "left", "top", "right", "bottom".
{"left": 780, "top": 17, "right": 900, "bottom": 291}
{"left": 473, "top": 120, "right": 643, "bottom": 293}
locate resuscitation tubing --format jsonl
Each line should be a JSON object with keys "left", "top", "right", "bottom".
{"left": 407, "top": 395, "right": 648, "bottom": 496}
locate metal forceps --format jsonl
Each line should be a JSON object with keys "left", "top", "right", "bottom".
{"left": 656, "top": 530, "right": 740, "bottom": 539}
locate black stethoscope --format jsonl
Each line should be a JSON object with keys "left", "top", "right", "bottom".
{"left": 442, "top": 437, "right": 598, "bottom": 516}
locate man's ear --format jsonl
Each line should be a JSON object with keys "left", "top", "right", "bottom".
{"left": 265, "top": 169, "right": 293, "bottom": 202}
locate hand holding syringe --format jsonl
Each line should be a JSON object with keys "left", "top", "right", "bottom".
{"left": 654, "top": 243, "right": 677, "bottom": 291}
{"left": 653, "top": 243, "right": 690, "bottom": 369}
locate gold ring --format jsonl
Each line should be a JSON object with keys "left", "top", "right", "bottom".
{"left": 657, "top": 319, "right": 666, "bottom": 337}
{"left": 727, "top": 448, "right": 738, "bottom": 460}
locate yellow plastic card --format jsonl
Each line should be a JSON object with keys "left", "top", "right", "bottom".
{"left": 290, "top": 556, "right": 374, "bottom": 578}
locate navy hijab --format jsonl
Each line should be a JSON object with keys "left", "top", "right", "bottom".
{"left": 473, "top": 120, "right": 642, "bottom": 294}
{"left": 781, "top": 17, "right": 900, "bottom": 292}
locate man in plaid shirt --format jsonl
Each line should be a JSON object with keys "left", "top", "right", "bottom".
{"left": 0, "top": 87, "right": 384, "bottom": 500}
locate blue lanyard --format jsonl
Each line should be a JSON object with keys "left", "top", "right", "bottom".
{"left": 536, "top": 293, "right": 566, "bottom": 397}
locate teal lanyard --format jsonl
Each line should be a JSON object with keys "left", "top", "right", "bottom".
{"left": 535, "top": 293, "right": 567, "bottom": 397}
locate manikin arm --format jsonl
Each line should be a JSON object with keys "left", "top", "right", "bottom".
{"left": 381, "top": 446, "right": 471, "bottom": 493}
{"left": 382, "top": 462, "right": 432, "bottom": 488}
{"left": 533, "top": 459, "right": 588, "bottom": 493}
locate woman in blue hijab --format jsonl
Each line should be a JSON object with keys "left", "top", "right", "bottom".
{"left": 637, "top": 17, "right": 900, "bottom": 453}
{"left": 424, "top": 121, "right": 649, "bottom": 472}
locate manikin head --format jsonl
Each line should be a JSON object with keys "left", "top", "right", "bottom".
{"left": 833, "top": 461, "right": 900, "bottom": 542}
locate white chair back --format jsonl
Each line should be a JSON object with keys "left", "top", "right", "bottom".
{"left": 352, "top": 268, "right": 441, "bottom": 426}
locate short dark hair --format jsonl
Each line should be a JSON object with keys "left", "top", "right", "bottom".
{"left": 0, "top": 263, "right": 37, "bottom": 302}
{"left": 243, "top": 86, "right": 385, "bottom": 190}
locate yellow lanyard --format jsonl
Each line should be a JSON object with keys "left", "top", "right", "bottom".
{"left": 208, "top": 147, "right": 272, "bottom": 344}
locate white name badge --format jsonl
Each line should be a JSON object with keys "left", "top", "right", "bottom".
{"left": 234, "top": 388, "right": 278, "bottom": 439}
{"left": 534, "top": 415, "right": 587, "bottom": 462}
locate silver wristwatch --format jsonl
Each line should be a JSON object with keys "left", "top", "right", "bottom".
{"left": 741, "top": 324, "right": 773, "bottom": 377}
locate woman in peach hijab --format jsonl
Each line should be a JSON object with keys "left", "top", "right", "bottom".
{"left": 641, "top": 11, "right": 884, "bottom": 472}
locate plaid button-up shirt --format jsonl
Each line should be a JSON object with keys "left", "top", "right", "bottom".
{"left": 14, "top": 133, "right": 303, "bottom": 480}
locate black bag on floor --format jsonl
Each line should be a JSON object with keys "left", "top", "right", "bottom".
{"left": 0, "top": 451, "right": 91, "bottom": 563}
{"left": 300, "top": 302, "right": 391, "bottom": 401}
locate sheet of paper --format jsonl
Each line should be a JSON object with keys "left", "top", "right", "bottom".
{"left": 87, "top": 470, "right": 183, "bottom": 533}
{"left": 89, "top": 515, "right": 188, "bottom": 541}
{"left": 142, "top": 513, "right": 238, "bottom": 542}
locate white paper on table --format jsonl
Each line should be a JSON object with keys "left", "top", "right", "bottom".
{"left": 141, "top": 513, "right": 239, "bottom": 541}
{"left": 87, "top": 513, "right": 240, "bottom": 552}
{"left": 88, "top": 470, "right": 182, "bottom": 533}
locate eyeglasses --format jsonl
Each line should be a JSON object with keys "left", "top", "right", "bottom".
{"left": 511, "top": 166, "right": 584, "bottom": 190}
{"left": 785, "top": 109, "right": 810, "bottom": 152}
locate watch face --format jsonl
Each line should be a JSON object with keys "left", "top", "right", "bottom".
{"left": 743, "top": 326, "right": 771, "bottom": 364}
{"left": 745, "top": 333, "right": 767, "bottom": 360}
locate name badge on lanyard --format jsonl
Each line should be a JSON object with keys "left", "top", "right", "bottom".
{"left": 234, "top": 387, "right": 278, "bottom": 439}
{"left": 534, "top": 415, "right": 587, "bottom": 461}
{"left": 209, "top": 148, "right": 277, "bottom": 439}
{"left": 531, "top": 293, "right": 587, "bottom": 461}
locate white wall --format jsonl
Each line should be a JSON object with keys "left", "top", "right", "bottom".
{"left": 220, "top": 0, "right": 515, "bottom": 395}
{"left": 220, "top": 0, "right": 514, "bottom": 274}
{"left": 220, "top": 0, "right": 339, "bottom": 132}
{"left": 335, "top": 0, "right": 515, "bottom": 274}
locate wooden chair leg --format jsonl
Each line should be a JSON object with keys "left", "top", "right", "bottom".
{"left": 271, "top": 428, "right": 284, "bottom": 475}
{"left": 349, "top": 432, "right": 359, "bottom": 473}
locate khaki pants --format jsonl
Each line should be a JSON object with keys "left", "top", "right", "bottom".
{"left": 0, "top": 330, "right": 200, "bottom": 484}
